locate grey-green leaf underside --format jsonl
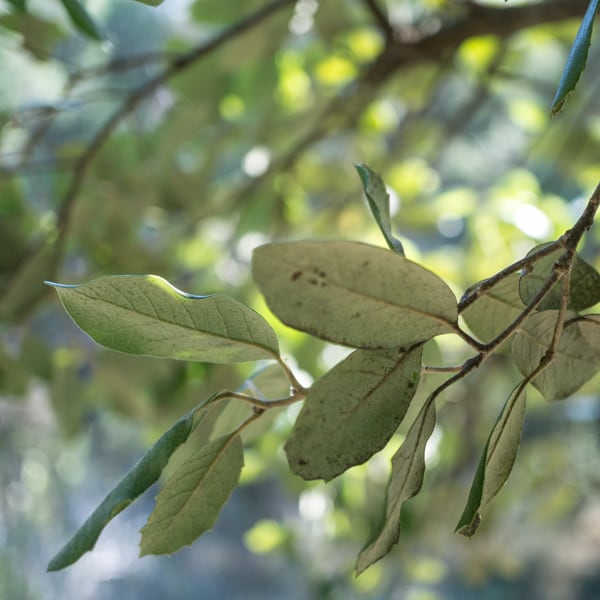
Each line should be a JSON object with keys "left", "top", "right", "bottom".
{"left": 356, "top": 397, "right": 436, "bottom": 574}
{"left": 253, "top": 241, "right": 457, "bottom": 348}
{"left": 285, "top": 345, "right": 423, "bottom": 482}
{"left": 456, "top": 386, "right": 526, "bottom": 537}
{"left": 512, "top": 312, "right": 600, "bottom": 401}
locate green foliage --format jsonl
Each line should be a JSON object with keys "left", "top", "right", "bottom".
{"left": 46, "top": 275, "right": 279, "bottom": 362}
{"left": 551, "top": 0, "right": 600, "bottom": 116}
{"left": 48, "top": 404, "right": 205, "bottom": 570}
{"left": 46, "top": 164, "right": 600, "bottom": 574}
{"left": 140, "top": 432, "right": 244, "bottom": 556}
{"left": 60, "top": 0, "right": 103, "bottom": 40}
{"left": 3, "top": 0, "right": 600, "bottom": 590}
{"left": 355, "top": 164, "right": 404, "bottom": 255}
{"left": 456, "top": 386, "right": 527, "bottom": 537}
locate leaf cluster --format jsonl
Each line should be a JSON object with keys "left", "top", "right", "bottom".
{"left": 46, "top": 166, "right": 600, "bottom": 574}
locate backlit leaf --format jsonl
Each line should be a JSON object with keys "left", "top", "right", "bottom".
{"left": 355, "top": 163, "right": 404, "bottom": 255}
{"left": 550, "top": 0, "right": 600, "bottom": 116}
{"left": 461, "top": 273, "right": 523, "bottom": 344}
{"left": 456, "top": 385, "right": 526, "bottom": 537}
{"left": 47, "top": 405, "right": 207, "bottom": 571}
{"left": 46, "top": 275, "right": 279, "bottom": 363}
{"left": 512, "top": 311, "right": 600, "bottom": 400}
{"left": 253, "top": 241, "right": 457, "bottom": 348}
{"left": 285, "top": 345, "right": 422, "bottom": 481}
{"left": 356, "top": 397, "right": 436, "bottom": 574}
{"left": 519, "top": 245, "right": 600, "bottom": 311}
{"left": 139, "top": 432, "right": 243, "bottom": 556}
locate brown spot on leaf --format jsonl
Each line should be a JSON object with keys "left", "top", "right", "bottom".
{"left": 291, "top": 271, "right": 302, "bottom": 281}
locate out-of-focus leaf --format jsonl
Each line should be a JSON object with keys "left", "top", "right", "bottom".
{"left": 519, "top": 245, "right": 600, "bottom": 311}
{"left": 355, "top": 163, "right": 404, "bottom": 255}
{"left": 356, "top": 397, "right": 436, "bottom": 574}
{"left": 551, "top": 0, "right": 600, "bottom": 116}
{"left": 46, "top": 275, "right": 279, "bottom": 363}
{"left": 60, "top": 0, "right": 103, "bottom": 40}
{"left": 456, "top": 385, "right": 526, "bottom": 537}
{"left": 461, "top": 273, "right": 523, "bottom": 344}
{"left": 139, "top": 432, "right": 243, "bottom": 556}
{"left": 5, "top": 0, "right": 26, "bottom": 12}
{"left": 512, "top": 312, "right": 600, "bottom": 400}
{"left": 132, "top": 0, "right": 164, "bottom": 5}
{"left": 285, "top": 345, "right": 422, "bottom": 481}
{"left": 253, "top": 241, "right": 458, "bottom": 348}
{"left": 47, "top": 405, "right": 208, "bottom": 571}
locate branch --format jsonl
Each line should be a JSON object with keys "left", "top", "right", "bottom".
{"left": 55, "top": 0, "right": 296, "bottom": 243}
{"left": 361, "top": 0, "right": 393, "bottom": 38}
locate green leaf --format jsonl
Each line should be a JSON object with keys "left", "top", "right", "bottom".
{"left": 46, "top": 275, "right": 279, "bottom": 363}
{"left": 139, "top": 432, "right": 243, "bottom": 556}
{"left": 356, "top": 397, "right": 436, "bottom": 574}
{"left": 60, "top": 0, "right": 103, "bottom": 40}
{"left": 47, "top": 405, "right": 207, "bottom": 571}
{"left": 285, "top": 345, "right": 422, "bottom": 481}
{"left": 355, "top": 164, "right": 404, "bottom": 255}
{"left": 461, "top": 273, "right": 524, "bottom": 344}
{"left": 456, "top": 385, "right": 527, "bottom": 537}
{"left": 252, "top": 241, "right": 457, "bottom": 348}
{"left": 519, "top": 245, "right": 600, "bottom": 311}
{"left": 132, "top": 0, "right": 164, "bottom": 5}
{"left": 6, "top": 0, "right": 27, "bottom": 12}
{"left": 550, "top": 0, "right": 600, "bottom": 116}
{"left": 512, "top": 312, "right": 600, "bottom": 400}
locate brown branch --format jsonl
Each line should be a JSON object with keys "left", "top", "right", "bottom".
{"left": 55, "top": 0, "right": 296, "bottom": 244}
{"left": 361, "top": 0, "right": 393, "bottom": 38}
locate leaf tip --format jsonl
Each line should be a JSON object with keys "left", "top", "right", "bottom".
{"left": 455, "top": 512, "right": 482, "bottom": 538}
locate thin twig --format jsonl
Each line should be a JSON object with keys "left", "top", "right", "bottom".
{"left": 361, "top": 0, "right": 394, "bottom": 38}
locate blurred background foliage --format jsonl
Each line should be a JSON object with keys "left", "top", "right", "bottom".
{"left": 1, "top": 0, "right": 600, "bottom": 598}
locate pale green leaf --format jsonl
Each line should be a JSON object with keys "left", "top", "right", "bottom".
{"left": 519, "top": 245, "right": 600, "bottom": 311}
{"left": 456, "top": 386, "right": 526, "bottom": 536}
{"left": 461, "top": 273, "right": 523, "bottom": 344}
{"left": 512, "top": 312, "right": 600, "bottom": 400}
{"left": 355, "top": 164, "right": 404, "bottom": 255}
{"left": 46, "top": 275, "right": 279, "bottom": 363}
{"left": 139, "top": 433, "right": 243, "bottom": 556}
{"left": 252, "top": 241, "right": 457, "bottom": 348}
{"left": 551, "top": 0, "right": 600, "bottom": 116}
{"left": 356, "top": 397, "right": 436, "bottom": 574}
{"left": 47, "top": 405, "right": 208, "bottom": 571}
{"left": 285, "top": 346, "right": 422, "bottom": 481}
{"left": 60, "top": 0, "right": 103, "bottom": 40}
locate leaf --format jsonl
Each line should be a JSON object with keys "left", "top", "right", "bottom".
{"left": 285, "top": 345, "right": 423, "bottom": 481}
{"left": 461, "top": 273, "right": 524, "bottom": 344}
{"left": 139, "top": 432, "right": 243, "bottom": 556}
{"left": 47, "top": 405, "right": 207, "bottom": 571}
{"left": 512, "top": 311, "right": 600, "bottom": 400}
{"left": 456, "top": 385, "right": 527, "bottom": 537}
{"left": 550, "top": 0, "right": 600, "bottom": 116}
{"left": 356, "top": 397, "right": 436, "bottom": 574}
{"left": 60, "top": 0, "right": 103, "bottom": 40}
{"left": 252, "top": 241, "right": 457, "bottom": 348}
{"left": 519, "top": 245, "right": 600, "bottom": 311}
{"left": 132, "top": 0, "right": 164, "bottom": 5}
{"left": 46, "top": 275, "right": 279, "bottom": 363}
{"left": 6, "top": 0, "right": 27, "bottom": 11}
{"left": 355, "top": 164, "right": 404, "bottom": 255}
